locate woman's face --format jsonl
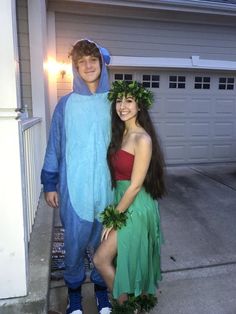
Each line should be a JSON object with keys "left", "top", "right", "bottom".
{"left": 115, "top": 95, "right": 139, "bottom": 122}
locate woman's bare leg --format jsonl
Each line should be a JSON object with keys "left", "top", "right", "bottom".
{"left": 93, "top": 229, "right": 117, "bottom": 292}
{"left": 94, "top": 230, "right": 129, "bottom": 304}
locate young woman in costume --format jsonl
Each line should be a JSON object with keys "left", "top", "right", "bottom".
{"left": 94, "top": 80, "right": 166, "bottom": 313}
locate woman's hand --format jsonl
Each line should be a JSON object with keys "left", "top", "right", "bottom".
{"left": 101, "top": 227, "right": 113, "bottom": 241}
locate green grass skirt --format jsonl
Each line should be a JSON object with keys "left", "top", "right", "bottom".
{"left": 112, "top": 181, "right": 163, "bottom": 299}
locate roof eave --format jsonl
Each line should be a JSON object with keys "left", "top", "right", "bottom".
{"left": 59, "top": 0, "right": 236, "bottom": 16}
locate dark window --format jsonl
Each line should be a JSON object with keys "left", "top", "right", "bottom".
{"left": 169, "top": 75, "right": 185, "bottom": 89}
{"left": 203, "top": 84, "right": 210, "bottom": 89}
{"left": 124, "top": 74, "right": 132, "bottom": 81}
{"left": 143, "top": 82, "right": 150, "bottom": 88}
{"left": 114, "top": 74, "right": 123, "bottom": 80}
{"left": 203, "top": 77, "right": 210, "bottom": 83}
{"left": 195, "top": 84, "right": 202, "bottom": 89}
{"left": 195, "top": 77, "right": 202, "bottom": 83}
{"left": 194, "top": 77, "right": 210, "bottom": 89}
{"left": 169, "top": 82, "right": 177, "bottom": 88}
{"left": 152, "top": 82, "right": 159, "bottom": 88}
{"left": 219, "top": 84, "right": 225, "bottom": 90}
{"left": 169, "top": 76, "right": 177, "bottom": 82}
{"left": 218, "top": 77, "right": 234, "bottom": 90}
{"left": 152, "top": 75, "right": 159, "bottom": 81}
{"left": 142, "top": 74, "right": 159, "bottom": 88}
{"left": 178, "top": 76, "right": 185, "bottom": 82}
{"left": 143, "top": 75, "right": 151, "bottom": 81}
{"left": 114, "top": 74, "right": 133, "bottom": 83}
{"left": 219, "top": 77, "right": 226, "bottom": 84}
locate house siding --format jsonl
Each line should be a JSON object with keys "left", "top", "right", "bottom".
{"left": 55, "top": 12, "right": 236, "bottom": 61}
{"left": 16, "top": 0, "right": 32, "bottom": 116}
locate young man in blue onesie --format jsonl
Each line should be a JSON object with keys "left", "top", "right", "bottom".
{"left": 41, "top": 39, "right": 113, "bottom": 314}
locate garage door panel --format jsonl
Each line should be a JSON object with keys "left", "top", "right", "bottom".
{"left": 212, "top": 143, "right": 234, "bottom": 160}
{"left": 189, "top": 144, "right": 209, "bottom": 161}
{"left": 214, "top": 122, "right": 234, "bottom": 138}
{"left": 190, "top": 122, "right": 210, "bottom": 138}
{"left": 190, "top": 98, "right": 211, "bottom": 115}
{"left": 165, "top": 98, "right": 187, "bottom": 115}
{"left": 215, "top": 99, "right": 236, "bottom": 115}
{"left": 164, "top": 122, "right": 186, "bottom": 139}
{"left": 164, "top": 144, "right": 186, "bottom": 163}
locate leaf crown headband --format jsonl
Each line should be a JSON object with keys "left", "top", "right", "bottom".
{"left": 108, "top": 80, "right": 154, "bottom": 109}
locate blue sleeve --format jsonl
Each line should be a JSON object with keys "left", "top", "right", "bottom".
{"left": 41, "top": 169, "right": 59, "bottom": 192}
{"left": 41, "top": 102, "right": 63, "bottom": 192}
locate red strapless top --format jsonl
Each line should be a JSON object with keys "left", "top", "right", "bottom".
{"left": 110, "top": 149, "right": 134, "bottom": 180}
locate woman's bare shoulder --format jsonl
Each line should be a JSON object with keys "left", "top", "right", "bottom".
{"left": 134, "top": 130, "right": 152, "bottom": 150}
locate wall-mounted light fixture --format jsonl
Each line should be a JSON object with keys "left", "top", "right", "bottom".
{"left": 60, "top": 69, "right": 66, "bottom": 79}
{"left": 44, "top": 58, "right": 72, "bottom": 79}
{"left": 58, "top": 62, "right": 71, "bottom": 79}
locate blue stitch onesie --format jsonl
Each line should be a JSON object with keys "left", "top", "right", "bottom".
{"left": 41, "top": 40, "right": 113, "bottom": 289}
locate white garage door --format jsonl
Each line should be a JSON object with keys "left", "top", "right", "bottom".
{"left": 110, "top": 69, "right": 236, "bottom": 165}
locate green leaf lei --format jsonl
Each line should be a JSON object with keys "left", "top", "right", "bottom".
{"left": 108, "top": 80, "right": 154, "bottom": 110}
{"left": 100, "top": 204, "right": 128, "bottom": 230}
{"left": 111, "top": 294, "right": 158, "bottom": 313}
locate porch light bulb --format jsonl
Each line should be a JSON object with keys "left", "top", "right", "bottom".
{"left": 45, "top": 58, "right": 58, "bottom": 76}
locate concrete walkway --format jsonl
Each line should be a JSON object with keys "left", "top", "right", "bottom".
{"left": 49, "top": 162, "right": 236, "bottom": 314}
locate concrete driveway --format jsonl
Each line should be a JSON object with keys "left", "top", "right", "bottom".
{"left": 49, "top": 162, "right": 236, "bottom": 314}
{"left": 156, "top": 162, "right": 236, "bottom": 314}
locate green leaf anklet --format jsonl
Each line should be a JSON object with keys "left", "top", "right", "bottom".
{"left": 111, "top": 294, "right": 158, "bottom": 313}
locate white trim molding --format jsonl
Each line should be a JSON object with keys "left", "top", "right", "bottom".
{"left": 110, "top": 55, "right": 236, "bottom": 71}
{"left": 59, "top": 0, "right": 236, "bottom": 15}
{"left": 47, "top": 11, "right": 58, "bottom": 119}
{"left": 28, "top": 0, "right": 48, "bottom": 163}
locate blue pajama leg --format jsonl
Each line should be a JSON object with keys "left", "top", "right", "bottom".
{"left": 62, "top": 204, "right": 93, "bottom": 289}
{"left": 89, "top": 219, "right": 107, "bottom": 287}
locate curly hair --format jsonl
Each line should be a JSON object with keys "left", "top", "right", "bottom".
{"left": 69, "top": 39, "right": 102, "bottom": 68}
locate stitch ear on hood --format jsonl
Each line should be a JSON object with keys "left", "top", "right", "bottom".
{"left": 99, "top": 47, "right": 110, "bottom": 65}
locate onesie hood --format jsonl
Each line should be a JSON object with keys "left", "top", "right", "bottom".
{"left": 72, "top": 39, "right": 110, "bottom": 95}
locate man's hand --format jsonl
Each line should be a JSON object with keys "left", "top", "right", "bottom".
{"left": 44, "top": 191, "right": 59, "bottom": 208}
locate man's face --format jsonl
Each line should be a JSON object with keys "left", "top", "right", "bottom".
{"left": 77, "top": 55, "right": 101, "bottom": 86}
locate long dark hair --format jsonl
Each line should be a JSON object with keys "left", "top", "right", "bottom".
{"left": 108, "top": 98, "right": 166, "bottom": 199}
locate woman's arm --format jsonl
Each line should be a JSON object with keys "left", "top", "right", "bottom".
{"left": 116, "top": 134, "right": 152, "bottom": 213}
